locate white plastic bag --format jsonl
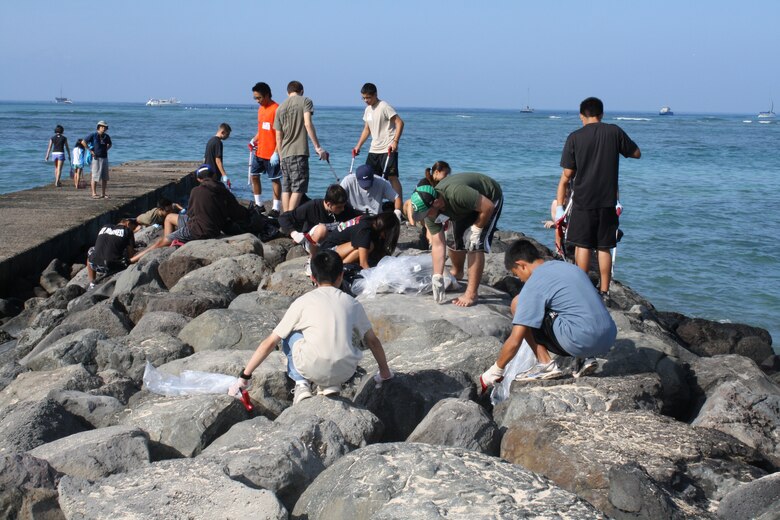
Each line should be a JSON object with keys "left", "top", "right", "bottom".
{"left": 352, "top": 254, "right": 458, "bottom": 298}
{"left": 143, "top": 361, "right": 236, "bottom": 396}
{"left": 490, "top": 340, "right": 536, "bottom": 405}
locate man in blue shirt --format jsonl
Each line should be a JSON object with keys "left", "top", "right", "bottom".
{"left": 480, "top": 239, "right": 617, "bottom": 389}
{"left": 84, "top": 121, "right": 113, "bottom": 199}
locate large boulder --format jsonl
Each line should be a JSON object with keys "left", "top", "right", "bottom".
{"left": 111, "top": 248, "right": 169, "bottom": 296}
{"left": 406, "top": 398, "right": 500, "bottom": 455}
{"left": 170, "top": 233, "right": 264, "bottom": 262}
{"left": 142, "top": 281, "right": 235, "bottom": 318}
{"left": 57, "top": 458, "right": 287, "bottom": 520}
{"left": 27, "top": 425, "right": 150, "bottom": 480}
{"left": 261, "top": 256, "right": 316, "bottom": 298}
{"left": 608, "top": 462, "right": 688, "bottom": 520}
{"left": 0, "top": 453, "right": 62, "bottom": 520}
{"left": 0, "top": 364, "right": 102, "bottom": 409}
{"left": 177, "top": 308, "right": 279, "bottom": 352}
{"left": 14, "top": 308, "right": 68, "bottom": 358}
{"left": 228, "top": 289, "right": 294, "bottom": 318}
{"left": 157, "top": 254, "right": 209, "bottom": 289}
{"left": 173, "top": 253, "right": 270, "bottom": 295}
{"left": 39, "top": 258, "right": 69, "bottom": 294}
{"left": 664, "top": 314, "right": 773, "bottom": 363}
{"left": 60, "top": 300, "right": 133, "bottom": 338}
{"left": 95, "top": 333, "right": 193, "bottom": 382}
{"left": 717, "top": 472, "right": 780, "bottom": 520}
{"left": 292, "top": 442, "right": 605, "bottom": 519}
{"left": 21, "top": 329, "right": 107, "bottom": 372}
{"left": 51, "top": 390, "right": 125, "bottom": 428}
{"left": 0, "top": 398, "right": 89, "bottom": 454}
{"left": 128, "top": 311, "right": 191, "bottom": 339}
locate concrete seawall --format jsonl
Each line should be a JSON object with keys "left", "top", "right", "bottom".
{"left": 0, "top": 160, "right": 198, "bottom": 295}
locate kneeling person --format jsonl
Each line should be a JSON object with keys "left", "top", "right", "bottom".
{"left": 480, "top": 239, "right": 617, "bottom": 390}
{"left": 86, "top": 217, "right": 139, "bottom": 288}
{"left": 230, "top": 250, "right": 393, "bottom": 404}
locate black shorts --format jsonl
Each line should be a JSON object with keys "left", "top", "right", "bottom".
{"left": 531, "top": 311, "right": 570, "bottom": 357}
{"left": 447, "top": 196, "right": 503, "bottom": 253}
{"left": 366, "top": 151, "right": 399, "bottom": 178}
{"left": 566, "top": 206, "right": 619, "bottom": 250}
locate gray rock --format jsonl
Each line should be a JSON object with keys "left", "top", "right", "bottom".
{"left": 178, "top": 308, "right": 278, "bottom": 352}
{"left": 14, "top": 308, "right": 68, "bottom": 358}
{"left": 228, "top": 289, "right": 294, "bottom": 318}
{"left": 354, "top": 369, "right": 476, "bottom": 441}
{"left": 501, "top": 410, "right": 769, "bottom": 517}
{"left": 21, "top": 329, "right": 107, "bottom": 372}
{"left": 481, "top": 251, "right": 522, "bottom": 296}
{"left": 689, "top": 354, "right": 778, "bottom": 398}
{"left": 91, "top": 369, "right": 140, "bottom": 405}
{"left": 0, "top": 398, "right": 89, "bottom": 454}
{"left": 117, "top": 393, "right": 248, "bottom": 458}
{"left": 494, "top": 373, "right": 664, "bottom": 428}
{"left": 69, "top": 263, "right": 85, "bottom": 278}
{"left": 0, "top": 297, "right": 24, "bottom": 318}
{"left": 61, "top": 300, "right": 133, "bottom": 338}
{"left": 0, "top": 453, "right": 62, "bottom": 520}
{"left": 65, "top": 291, "right": 109, "bottom": 314}
{"left": 608, "top": 462, "right": 686, "bottom": 520}
{"left": 143, "top": 281, "right": 235, "bottom": 318}
{"left": 111, "top": 250, "right": 167, "bottom": 296}
{"left": 171, "top": 233, "right": 264, "bottom": 262}
{"left": 718, "top": 472, "right": 780, "bottom": 520}
{"left": 39, "top": 259, "right": 69, "bottom": 294}
{"left": 260, "top": 240, "right": 291, "bottom": 269}
{"left": 0, "top": 364, "right": 102, "bottom": 409}
{"left": 57, "top": 458, "right": 287, "bottom": 520}
{"left": 275, "top": 395, "right": 384, "bottom": 449}
{"left": 407, "top": 398, "right": 500, "bottom": 455}
{"left": 157, "top": 254, "right": 210, "bottom": 289}
{"left": 95, "top": 333, "right": 193, "bottom": 382}
{"left": 670, "top": 316, "right": 773, "bottom": 363}
{"left": 173, "top": 253, "right": 270, "bottom": 295}
{"left": 0, "top": 359, "right": 25, "bottom": 392}
{"left": 292, "top": 442, "right": 606, "bottom": 519}
{"left": 28, "top": 425, "right": 149, "bottom": 480}
{"left": 129, "top": 310, "right": 191, "bottom": 339}
{"left": 261, "top": 256, "right": 316, "bottom": 298}
{"left": 51, "top": 390, "right": 125, "bottom": 428}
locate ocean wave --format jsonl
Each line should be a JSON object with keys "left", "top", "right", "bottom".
{"left": 759, "top": 120, "right": 773, "bottom": 124}
{"left": 456, "top": 115, "right": 473, "bottom": 119}
{"left": 743, "top": 120, "right": 752, "bottom": 123}
{"left": 614, "top": 117, "right": 651, "bottom": 121}
{"left": 548, "top": 116, "right": 561, "bottom": 119}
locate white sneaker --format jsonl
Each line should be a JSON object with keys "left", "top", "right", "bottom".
{"left": 573, "top": 357, "right": 598, "bottom": 379}
{"left": 515, "top": 361, "right": 563, "bottom": 382}
{"left": 318, "top": 385, "right": 341, "bottom": 396}
{"left": 304, "top": 259, "right": 312, "bottom": 277}
{"left": 293, "top": 381, "right": 313, "bottom": 404}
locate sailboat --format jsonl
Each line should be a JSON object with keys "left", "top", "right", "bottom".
{"left": 520, "top": 88, "right": 534, "bottom": 113}
{"left": 55, "top": 87, "right": 72, "bottom": 104}
{"left": 758, "top": 100, "right": 775, "bottom": 119}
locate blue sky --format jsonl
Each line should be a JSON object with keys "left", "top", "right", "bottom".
{"left": 1, "top": 0, "right": 778, "bottom": 113}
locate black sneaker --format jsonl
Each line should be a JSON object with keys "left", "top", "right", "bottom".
{"left": 267, "top": 209, "right": 280, "bottom": 219}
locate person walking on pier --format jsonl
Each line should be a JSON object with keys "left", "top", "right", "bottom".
{"left": 84, "top": 121, "right": 112, "bottom": 199}
{"left": 44, "top": 125, "right": 71, "bottom": 188}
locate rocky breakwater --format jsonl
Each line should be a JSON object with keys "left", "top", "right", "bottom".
{"left": 0, "top": 223, "right": 777, "bottom": 519}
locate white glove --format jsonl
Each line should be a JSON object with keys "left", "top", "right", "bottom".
{"left": 393, "top": 209, "right": 403, "bottom": 223}
{"left": 615, "top": 200, "right": 623, "bottom": 216}
{"left": 467, "top": 225, "right": 483, "bottom": 251}
{"left": 248, "top": 140, "right": 257, "bottom": 151}
{"left": 554, "top": 205, "right": 566, "bottom": 224}
{"left": 269, "top": 151, "right": 279, "bottom": 167}
{"left": 373, "top": 369, "right": 394, "bottom": 388}
{"left": 431, "top": 274, "right": 445, "bottom": 304}
{"left": 290, "top": 231, "right": 305, "bottom": 244}
{"left": 479, "top": 363, "right": 505, "bottom": 394}
{"left": 228, "top": 377, "right": 248, "bottom": 397}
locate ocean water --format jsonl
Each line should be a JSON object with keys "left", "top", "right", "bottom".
{"left": 1, "top": 101, "right": 778, "bottom": 345}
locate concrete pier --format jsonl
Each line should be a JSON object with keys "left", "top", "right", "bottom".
{"left": 0, "top": 160, "right": 198, "bottom": 295}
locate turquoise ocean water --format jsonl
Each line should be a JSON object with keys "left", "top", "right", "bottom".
{"left": 1, "top": 101, "right": 778, "bottom": 345}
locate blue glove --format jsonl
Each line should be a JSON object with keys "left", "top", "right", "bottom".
{"left": 554, "top": 205, "right": 566, "bottom": 224}
{"left": 269, "top": 151, "right": 279, "bottom": 168}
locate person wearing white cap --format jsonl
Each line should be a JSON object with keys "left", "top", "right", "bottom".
{"left": 340, "top": 164, "right": 402, "bottom": 219}
{"left": 84, "top": 121, "right": 112, "bottom": 199}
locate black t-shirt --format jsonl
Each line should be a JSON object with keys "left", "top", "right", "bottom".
{"left": 278, "top": 199, "right": 361, "bottom": 233}
{"left": 320, "top": 217, "right": 374, "bottom": 249}
{"left": 51, "top": 133, "right": 67, "bottom": 153}
{"left": 560, "top": 122, "right": 638, "bottom": 209}
{"left": 90, "top": 224, "right": 135, "bottom": 267}
{"left": 85, "top": 132, "right": 112, "bottom": 158}
{"left": 204, "top": 136, "right": 223, "bottom": 175}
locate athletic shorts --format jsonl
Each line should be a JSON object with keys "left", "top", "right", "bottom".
{"left": 87, "top": 247, "right": 127, "bottom": 275}
{"left": 281, "top": 155, "right": 309, "bottom": 193}
{"left": 51, "top": 152, "right": 65, "bottom": 162}
{"left": 250, "top": 155, "right": 282, "bottom": 180}
{"left": 91, "top": 158, "right": 109, "bottom": 181}
{"left": 366, "top": 151, "right": 399, "bottom": 178}
{"left": 566, "top": 206, "right": 619, "bottom": 250}
{"left": 446, "top": 196, "right": 503, "bottom": 253}
{"left": 166, "top": 214, "right": 194, "bottom": 243}
{"left": 531, "top": 311, "right": 570, "bottom": 357}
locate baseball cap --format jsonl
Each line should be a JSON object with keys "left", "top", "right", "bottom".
{"left": 356, "top": 164, "right": 374, "bottom": 189}
{"left": 195, "top": 164, "right": 214, "bottom": 179}
{"left": 97, "top": 120, "right": 109, "bottom": 128}
{"left": 409, "top": 185, "right": 437, "bottom": 223}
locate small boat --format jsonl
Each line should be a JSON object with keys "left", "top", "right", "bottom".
{"left": 520, "top": 88, "right": 534, "bottom": 113}
{"left": 758, "top": 100, "right": 775, "bottom": 119}
{"left": 55, "top": 88, "right": 72, "bottom": 104}
{"left": 659, "top": 106, "right": 673, "bottom": 116}
{"left": 146, "top": 97, "right": 181, "bottom": 107}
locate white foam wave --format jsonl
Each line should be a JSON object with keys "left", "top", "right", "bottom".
{"left": 615, "top": 117, "right": 651, "bottom": 121}
{"left": 457, "top": 115, "right": 473, "bottom": 119}
{"left": 548, "top": 116, "right": 561, "bottom": 119}
{"left": 743, "top": 120, "right": 752, "bottom": 123}
{"left": 759, "top": 120, "right": 772, "bottom": 124}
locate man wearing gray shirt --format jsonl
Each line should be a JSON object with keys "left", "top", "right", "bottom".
{"left": 274, "top": 80, "right": 329, "bottom": 212}
{"left": 340, "top": 164, "right": 402, "bottom": 217}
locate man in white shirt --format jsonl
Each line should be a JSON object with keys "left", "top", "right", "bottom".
{"left": 340, "top": 164, "right": 402, "bottom": 218}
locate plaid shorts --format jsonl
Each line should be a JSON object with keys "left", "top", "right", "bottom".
{"left": 166, "top": 214, "right": 194, "bottom": 243}
{"left": 281, "top": 155, "right": 309, "bottom": 193}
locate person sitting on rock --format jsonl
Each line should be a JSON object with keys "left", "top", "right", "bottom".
{"left": 229, "top": 249, "right": 394, "bottom": 404}
{"left": 135, "top": 197, "right": 184, "bottom": 228}
{"left": 479, "top": 239, "right": 617, "bottom": 388}
{"left": 340, "top": 164, "right": 402, "bottom": 218}
{"left": 131, "top": 165, "right": 248, "bottom": 262}
{"left": 86, "top": 216, "right": 140, "bottom": 289}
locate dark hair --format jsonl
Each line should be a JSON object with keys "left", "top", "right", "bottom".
{"left": 74, "top": 139, "right": 85, "bottom": 149}
{"left": 287, "top": 81, "right": 304, "bottom": 94}
{"left": 361, "top": 83, "right": 377, "bottom": 95}
{"left": 252, "top": 82, "right": 272, "bottom": 98}
{"left": 119, "top": 216, "right": 138, "bottom": 226}
{"left": 367, "top": 212, "right": 400, "bottom": 265}
{"left": 311, "top": 250, "right": 343, "bottom": 284}
{"left": 424, "top": 161, "right": 451, "bottom": 186}
{"left": 218, "top": 123, "right": 232, "bottom": 134}
{"left": 156, "top": 197, "right": 173, "bottom": 209}
{"left": 324, "top": 184, "right": 348, "bottom": 205}
{"left": 504, "top": 239, "right": 543, "bottom": 271}
{"left": 54, "top": 125, "right": 64, "bottom": 134}
{"left": 580, "top": 97, "right": 604, "bottom": 118}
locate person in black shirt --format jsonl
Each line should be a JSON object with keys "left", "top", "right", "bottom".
{"left": 317, "top": 212, "right": 400, "bottom": 269}
{"left": 556, "top": 97, "right": 641, "bottom": 297}
{"left": 278, "top": 184, "right": 360, "bottom": 236}
{"left": 204, "top": 123, "right": 231, "bottom": 187}
{"left": 86, "top": 217, "right": 139, "bottom": 288}
{"left": 44, "top": 125, "right": 71, "bottom": 187}
{"left": 85, "top": 121, "right": 113, "bottom": 199}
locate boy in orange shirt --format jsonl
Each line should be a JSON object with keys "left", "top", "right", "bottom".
{"left": 249, "top": 82, "right": 282, "bottom": 217}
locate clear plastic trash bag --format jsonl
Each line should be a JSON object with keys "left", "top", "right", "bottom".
{"left": 352, "top": 254, "right": 458, "bottom": 298}
{"left": 143, "top": 360, "right": 236, "bottom": 396}
{"left": 490, "top": 340, "right": 536, "bottom": 405}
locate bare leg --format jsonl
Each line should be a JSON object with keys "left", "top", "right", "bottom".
{"left": 523, "top": 328, "right": 553, "bottom": 364}
{"left": 282, "top": 192, "right": 291, "bottom": 212}
{"left": 101, "top": 179, "right": 108, "bottom": 198}
{"left": 74, "top": 169, "right": 81, "bottom": 189}
{"left": 250, "top": 176, "right": 262, "bottom": 196}
{"left": 448, "top": 249, "right": 466, "bottom": 280}
{"left": 288, "top": 192, "right": 304, "bottom": 211}
{"left": 574, "top": 246, "right": 591, "bottom": 273}
{"left": 337, "top": 243, "right": 359, "bottom": 264}
{"left": 163, "top": 213, "right": 179, "bottom": 235}
{"left": 91, "top": 178, "right": 98, "bottom": 197}
{"left": 388, "top": 176, "right": 403, "bottom": 201}
{"left": 453, "top": 251, "right": 484, "bottom": 307}
{"left": 271, "top": 179, "right": 282, "bottom": 202}
{"left": 597, "top": 248, "right": 613, "bottom": 292}
{"left": 54, "top": 160, "right": 62, "bottom": 186}
{"left": 130, "top": 236, "right": 171, "bottom": 263}
{"left": 86, "top": 262, "right": 96, "bottom": 283}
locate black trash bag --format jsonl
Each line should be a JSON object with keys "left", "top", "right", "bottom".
{"left": 340, "top": 263, "right": 364, "bottom": 297}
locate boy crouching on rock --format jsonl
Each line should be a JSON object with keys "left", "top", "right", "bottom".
{"left": 230, "top": 249, "right": 394, "bottom": 404}
{"left": 86, "top": 216, "right": 139, "bottom": 289}
{"left": 480, "top": 239, "right": 617, "bottom": 391}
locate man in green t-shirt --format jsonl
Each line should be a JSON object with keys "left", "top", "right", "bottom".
{"left": 407, "top": 172, "right": 503, "bottom": 307}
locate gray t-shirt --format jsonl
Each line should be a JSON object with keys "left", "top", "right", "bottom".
{"left": 513, "top": 261, "right": 616, "bottom": 357}
{"left": 363, "top": 100, "right": 398, "bottom": 153}
{"left": 340, "top": 173, "right": 399, "bottom": 215}
{"left": 274, "top": 95, "right": 314, "bottom": 159}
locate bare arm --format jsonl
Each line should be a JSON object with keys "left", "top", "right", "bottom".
{"left": 473, "top": 195, "right": 496, "bottom": 228}
{"left": 364, "top": 329, "right": 392, "bottom": 378}
{"left": 303, "top": 111, "right": 323, "bottom": 151}
{"left": 393, "top": 195, "right": 402, "bottom": 211}
{"left": 243, "top": 333, "right": 282, "bottom": 376}
{"left": 358, "top": 247, "right": 370, "bottom": 270}
{"left": 215, "top": 157, "right": 227, "bottom": 178}
{"left": 430, "top": 229, "right": 446, "bottom": 275}
{"left": 275, "top": 129, "right": 284, "bottom": 158}
{"left": 354, "top": 123, "right": 370, "bottom": 153}
{"left": 45, "top": 139, "right": 52, "bottom": 160}
{"left": 496, "top": 324, "right": 527, "bottom": 369}
{"left": 557, "top": 169, "right": 575, "bottom": 207}
{"left": 65, "top": 139, "right": 71, "bottom": 161}
{"left": 389, "top": 114, "right": 404, "bottom": 153}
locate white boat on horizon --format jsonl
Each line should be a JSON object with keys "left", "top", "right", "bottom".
{"left": 758, "top": 100, "right": 775, "bottom": 119}
{"left": 146, "top": 97, "right": 181, "bottom": 107}
{"left": 659, "top": 106, "right": 673, "bottom": 116}
{"left": 520, "top": 88, "right": 534, "bottom": 113}
{"left": 55, "top": 88, "right": 72, "bottom": 104}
